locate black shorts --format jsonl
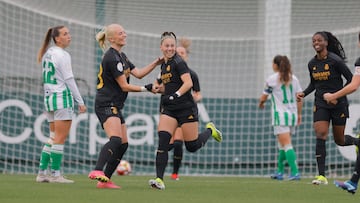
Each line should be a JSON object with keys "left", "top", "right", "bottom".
{"left": 313, "top": 105, "right": 349, "bottom": 125}
{"left": 95, "top": 105, "right": 125, "bottom": 129}
{"left": 161, "top": 106, "right": 199, "bottom": 125}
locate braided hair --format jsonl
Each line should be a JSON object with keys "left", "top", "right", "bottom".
{"left": 315, "top": 31, "right": 347, "bottom": 61}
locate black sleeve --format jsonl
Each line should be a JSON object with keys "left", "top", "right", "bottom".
{"left": 336, "top": 60, "right": 353, "bottom": 85}
{"left": 303, "top": 79, "right": 315, "bottom": 97}
{"left": 303, "top": 65, "right": 315, "bottom": 97}
{"left": 189, "top": 69, "right": 200, "bottom": 92}
{"left": 121, "top": 52, "right": 136, "bottom": 71}
{"left": 177, "top": 60, "right": 190, "bottom": 75}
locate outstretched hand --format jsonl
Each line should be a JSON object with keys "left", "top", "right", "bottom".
{"left": 155, "top": 56, "right": 164, "bottom": 65}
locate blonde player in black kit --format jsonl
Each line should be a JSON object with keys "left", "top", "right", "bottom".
{"left": 297, "top": 31, "right": 360, "bottom": 185}
{"left": 88, "top": 24, "right": 163, "bottom": 189}
{"left": 148, "top": 32, "right": 222, "bottom": 190}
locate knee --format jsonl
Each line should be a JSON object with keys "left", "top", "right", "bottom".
{"left": 315, "top": 130, "right": 328, "bottom": 139}
{"left": 334, "top": 136, "right": 345, "bottom": 146}
{"left": 158, "top": 131, "right": 172, "bottom": 151}
{"left": 173, "top": 140, "right": 183, "bottom": 150}
{"left": 110, "top": 136, "right": 122, "bottom": 148}
{"left": 185, "top": 140, "right": 198, "bottom": 152}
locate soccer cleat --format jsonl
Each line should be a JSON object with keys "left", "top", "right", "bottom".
{"left": 312, "top": 175, "right": 328, "bottom": 185}
{"left": 149, "top": 178, "right": 165, "bottom": 190}
{"left": 334, "top": 180, "right": 357, "bottom": 194}
{"left": 171, "top": 173, "right": 179, "bottom": 181}
{"left": 288, "top": 174, "right": 301, "bottom": 181}
{"left": 88, "top": 170, "right": 109, "bottom": 182}
{"left": 206, "top": 122, "right": 222, "bottom": 142}
{"left": 97, "top": 181, "right": 121, "bottom": 189}
{"left": 36, "top": 174, "right": 50, "bottom": 183}
{"left": 49, "top": 175, "right": 74, "bottom": 183}
{"left": 270, "top": 172, "right": 284, "bottom": 180}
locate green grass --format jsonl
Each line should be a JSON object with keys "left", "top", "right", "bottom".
{"left": 0, "top": 174, "right": 358, "bottom": 203}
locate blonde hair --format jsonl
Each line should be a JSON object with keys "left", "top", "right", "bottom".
{"left": 95, "top": 28, "right": 108, "bottom": 52}
{"left": 178, "top": 37, "right": 191, "bottom": 54}
{"left": 95, "top": 24, "right": 121, "bottom": 52}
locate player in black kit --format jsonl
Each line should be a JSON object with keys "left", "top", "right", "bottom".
{"left": 88, "top": 24, "right": 163, "bottom": 189}
{"left": 324, "top": 31, "right": 360, "bottom": 194}
{"left": 168, "top": 37, "right": 203, "bottom": 181}
{"left": 297, "top": 31, "right": 360, "bottom": 185}
{"left": 148, "top": 32, "right": 222, "bottom": 190}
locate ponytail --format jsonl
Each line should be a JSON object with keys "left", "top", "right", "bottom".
{"left": 178, "top": 37, "right": 191, "bottom": 54}
{"left": 273, "top": 55, "right": 292, "bottom": 85}
{"left": 37, "top": 28, "right": 53, "bottom": 63}
{"left": 37, "top": 25, "right": 65, "bottom": 64}
{"left": 95, "top": 28, "right": 107, "bottom": 52}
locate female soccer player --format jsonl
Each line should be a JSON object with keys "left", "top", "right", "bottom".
{"left": 148, "top": 32, "right": 222, "bottom": 190}
{"left": 36, "top": 25, "right": 87, "bottom": 183}
{"left": 88, "top": 24, "right": 162, "bottom": 189}
{"left": 324, "top": 31, "right": 360, "bottom": 194}
{"left": 259, "top": 55, "right": 302, "bottom": 181}
{"left": 168, "top": 37, "right": 202, "bottom": 181}
{"left": 297, "top": 31, "right": 360, "bottom": 185}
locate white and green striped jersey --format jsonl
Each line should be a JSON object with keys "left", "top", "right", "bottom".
{"left": 42, "top": 46, "right": 74, "bottom": 111}
{"left": 263, "top": 73, "right": 302, "bottom": 126}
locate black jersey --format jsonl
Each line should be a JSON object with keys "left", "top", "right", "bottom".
{"left": 95, "top": 48, "right": 135, "bottom": 108}
{"left": 304, "top": 52, "right": 353, "bottom": 108}
{"left": 189, "top": 68, "right": 200, "bottom": 92}
{"left": 160, "top": 53, "right": 195, "bottom": 110}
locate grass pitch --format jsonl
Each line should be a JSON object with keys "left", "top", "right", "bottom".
{"left": 0, "top": 174, "right": 357, "bottom": 203}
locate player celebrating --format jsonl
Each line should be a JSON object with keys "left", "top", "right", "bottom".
{"left": 88, "top": 24, "right": 162, "bottom": 189}
{"left": 168, "top": 37, "right": 202, "bottom": 181}
{"left": 36, "top": 25, "right": 87, "bottom": 183}
{"left": 148, "top": 32, "right": 222, "bottom": 190}
{"left": 259, "top": 55, "right": 302, "bottom": 181}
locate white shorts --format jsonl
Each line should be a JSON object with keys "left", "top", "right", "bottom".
{"left": 273, "top": 126, "right": 295, "bottom": 135}
{"left": 45, "top": 108, "right": 74, "bottom": 122}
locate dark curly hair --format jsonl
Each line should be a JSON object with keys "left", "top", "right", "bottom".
{"left": 314, "top": 31, "right": 347, "bottom": 61}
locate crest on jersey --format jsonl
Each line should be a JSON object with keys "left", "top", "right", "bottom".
{"left": 166, "top": 65, "right": 170, "bottom": 72}
{"left": 324, "top": 64, "right": 329, "bottom": 70}
{"left": 111, "top": 106, "right": 118, "bottom": 115}
{"left": 117, "top": 62, "right": 123, "bottom": 72}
